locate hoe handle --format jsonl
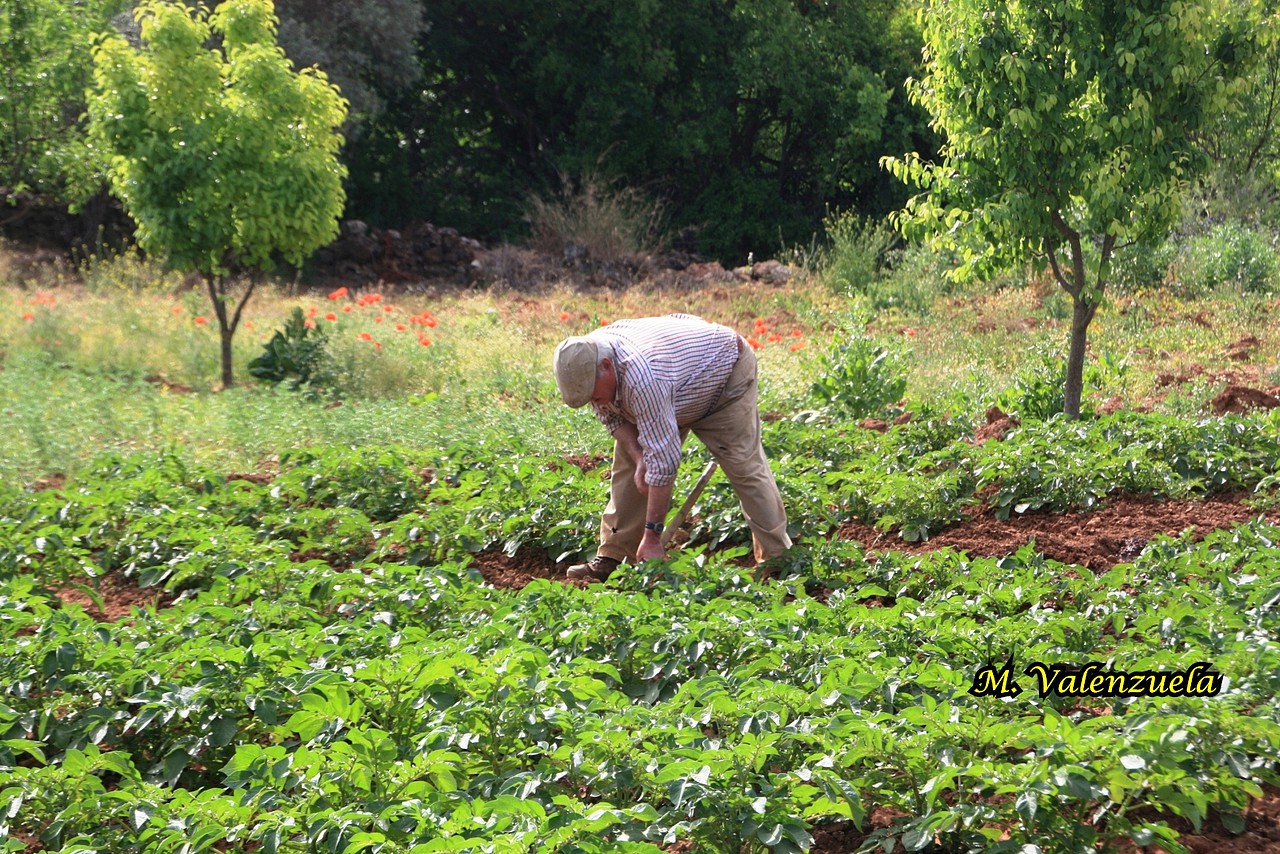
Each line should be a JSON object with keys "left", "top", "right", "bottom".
{"left": 660, "top": 460, "right": 718, "bottom": 549}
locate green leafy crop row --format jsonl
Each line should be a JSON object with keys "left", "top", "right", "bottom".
{"left": 1, "top": 410, "right": 1278, "bottom": 853}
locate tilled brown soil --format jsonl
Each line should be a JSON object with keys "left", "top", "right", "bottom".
{"left": 837, "top": 491, "right": 1280, "bottom": 572}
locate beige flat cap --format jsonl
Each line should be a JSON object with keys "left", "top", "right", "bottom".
{"left": 553, "top": 336, "right": 599, "bottom": 408}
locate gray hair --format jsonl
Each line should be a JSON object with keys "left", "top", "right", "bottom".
{"left": 592, "top": 338, "right": 615, "bottom": 372}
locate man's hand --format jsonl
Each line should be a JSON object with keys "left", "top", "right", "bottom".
{"left": 634, "top": 458, "right": 649, "bottom": 496}
{"left": 636, "top": 531, "right": 666, "bottom": 562}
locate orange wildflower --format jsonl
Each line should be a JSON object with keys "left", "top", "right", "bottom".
{"left": 359, "top": 332, "right": 373, "bottom": 342}
{"left": 425, "top": 317, "right": 437, "bottom": 328}
{"left": 791, "top": 329, "right": 803, "bottom": 337}
{"left": 328, "top": 287, "right": 348, "bottom": 300}
{"left": 395, "top": 324, "right": 407, "bottom": 332}
{"left": 374, "top": 315, "right": 384, "bottom": 324}
{"left": 171, "top": 305, "right": 183, "bottom": 314}
{"left": 22, "top": 312, "right": 34, "bottom": 322}
{"left": 559, "top": 312, "right": 570, "bottom": 321}
{"left": 307, "top": 306, "right": 318, "bottom": 318}
{"left": 304, "top": 319, "right": 316, "bottom": 329}
{"left": 194, "top": 316, "right": 208, "bottom": 325}
{"left": 789, "top": 342, "right": 806, "bottom": 352}
{"left": 343, "top": 305, "right": 354, "bottom": 314}
{"left": 325, "top": 312, "right": 337, "bottom": 322}
{"left": 419, "top": 336, "right": 432, "bottom": 347}
{"left": 747, "top": 336, "right": 763, "bottom": 350}
{"left": 767, "top": 333, "right": 783, "bottom": 343}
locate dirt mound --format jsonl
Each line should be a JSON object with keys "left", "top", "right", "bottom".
{"left": 838, "top": 492, "right": 1280, "bottom": 572}
{"left": 1211, "top": 385, "right": 1280, "bottom": 415}
{"left": 52, "top": 572, "right": 176, "bottom": 622}
{"left": 973, "top": 405, "right": 1019, "bottom": 443}
{"left": 469, "top": 545, "right": 580, "bottom": 590}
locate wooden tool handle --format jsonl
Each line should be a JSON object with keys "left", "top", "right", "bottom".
{"left": 660, "top": 460, "right": 718, "bottom": 548}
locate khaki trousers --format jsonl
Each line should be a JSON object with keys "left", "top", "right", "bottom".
{"left": 597, "top": 345, "right": 792, "bottom": 563}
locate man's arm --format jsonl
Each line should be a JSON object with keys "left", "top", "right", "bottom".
{"left": 637, "top": 482, "right": 674, "bottom": 561}
{"left": 614, "top": 420, "right": 674, "bottom": 561}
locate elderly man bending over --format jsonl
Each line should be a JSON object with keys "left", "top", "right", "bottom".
{"left": 553, "top": 313, "right": 791, "bottom": 581}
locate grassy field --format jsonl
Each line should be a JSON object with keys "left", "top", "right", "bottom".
{"left": 2, "top": 247, "right": 1277, "bottom": 484}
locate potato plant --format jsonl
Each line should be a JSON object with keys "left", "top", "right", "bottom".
{"left": 2, "top": 408, "right": 1279, "bottom": 853}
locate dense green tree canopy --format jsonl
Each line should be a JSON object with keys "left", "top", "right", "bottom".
{"left": 0, "top": 0, "right": 128, "bottom": 216}
{"left": 274, "top": 0, "right": 423, "bottom": 127}
{"left": 1194, "top": 0, "right": 1280, "bottom": 219}
{"left": 885, "top": 0, "right": 1246, "bottom": 416}
{"left": 348, "top": 0, "right": 932, "bottom": 259}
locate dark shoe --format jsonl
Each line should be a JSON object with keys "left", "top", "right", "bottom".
{"left": 566, "top": 556, "right": 621, "bottom": 582}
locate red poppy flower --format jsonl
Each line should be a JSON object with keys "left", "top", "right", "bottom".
{"left": 559, "top": 312, "right": 570, "bottom": 321}
{"left": 328, "top": 286, "right": 348, "bottom": 300}
{"left": 304, "top": 319, "right": 316, "bottom": 329}
{"left": 395, "top": 324, "right": 407, "bottom": 332}
{"left": 419, "top": 336, "right": 432, "bottom": 347}
{"left": 22, "top": 312, "right": 34, "bottom": 322}
{"left": 325, "top": 312, "right": 337, "bottom": 322}
{"left": 343, "top": 305, "right": 353, "bottom": 314}
{"left": 767, "top": 333, "right": 783, "bottom": 343}
{"left": 307, "top": 306, "right": 318, "bottom": 318}
{"left": 789, "top": 342, "right": 806, "bottom": 352}
{"left": 747, "top": 336, "right": 763, "bottom": 350}
{"left": 359, "top": 332, "right": 373, "bottom": 342}
{"left": 194, "top": 316, "right": 208, "bottom": 325}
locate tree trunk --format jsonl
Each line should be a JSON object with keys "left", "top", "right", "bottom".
{"left": 1048, "top": 217, "right": 1111, "bottom": 420}
{"left": 1063, "top": 294, "right": 1095, "bottom": 419}
{"left": 219, "top": 326, "right": 235, "bottom": 389}
{"left": 204, "top": 271, "right": 259, "bottom": 389}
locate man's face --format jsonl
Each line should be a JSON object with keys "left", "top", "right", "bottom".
{"left": 591, "top": 358, "right": 617, "bottom": 407}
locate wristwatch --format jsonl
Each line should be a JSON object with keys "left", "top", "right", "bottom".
{"left": 644, "top": 521, "right": 664, "bottom": 534}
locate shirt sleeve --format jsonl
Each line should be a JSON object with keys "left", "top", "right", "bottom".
{"left": 627, "top": 376, "right": 682, "bottom": 486}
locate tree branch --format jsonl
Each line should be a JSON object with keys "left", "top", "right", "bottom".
{"left": 229, "top": 274, "right": 258, "bottom": 335}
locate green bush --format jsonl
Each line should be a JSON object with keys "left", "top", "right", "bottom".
{"left": 1109, "top": 238, "right": 1176, "bottom": 293}
{"left": 247, "top": 308, "right": 336, "bottom": 394}
{"left": 819, "top": 211, "right": 898, "bottom": 300}
{"left": 809, "top": 333, "right": 908, "bottom": 419}
{"left": 1169, "top": 221, "right": 1280, "bottom": 295}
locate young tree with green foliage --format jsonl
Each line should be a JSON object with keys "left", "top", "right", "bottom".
{"left": 885, "top": 0, "right": 1246, "bottom": 417}
{"left": 0, "top": 0, "right": 127, "bottom": 222}
{"left": 88, "top": 0, "right": 347, "bottom": 388}
{"left": 1194, "top": 2, "right": 1280, "bottom": 220}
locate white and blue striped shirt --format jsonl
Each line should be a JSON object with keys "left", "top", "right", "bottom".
{"left": 590, "top": 314, "right": 740, "bottom": 486}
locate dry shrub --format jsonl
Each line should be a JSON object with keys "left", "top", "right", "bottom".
{"left": 526, "top": 173, "right": 666, "bottom": 264}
